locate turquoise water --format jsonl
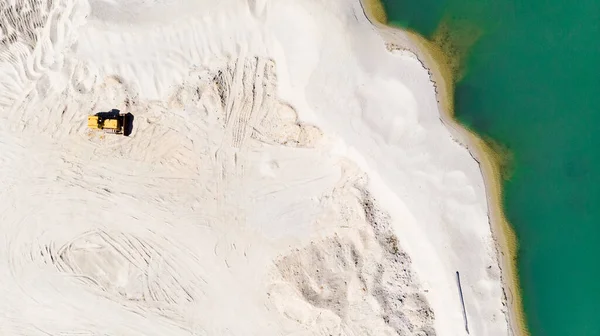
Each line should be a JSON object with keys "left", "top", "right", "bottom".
{"left": 379, "top": 0, "right": 600, "bottom": 335}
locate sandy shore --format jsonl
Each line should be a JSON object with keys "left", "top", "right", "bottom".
{"left": 1, "top": 0, "right": 518, "bottom": 334}
{"left": 359, "top": 1, "right": 528, "bottom": 335}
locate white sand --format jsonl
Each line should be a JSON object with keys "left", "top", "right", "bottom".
{"left": 0, "top": 0, "right": 510, "bottom": 335}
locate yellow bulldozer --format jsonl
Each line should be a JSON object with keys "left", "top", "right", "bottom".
{"left": 88, "top": 109, "right": 133, "bottom": 136}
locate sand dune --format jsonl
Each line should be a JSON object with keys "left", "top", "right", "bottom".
{"left": 1, "top": 0, "right": 509, "bottom": 335}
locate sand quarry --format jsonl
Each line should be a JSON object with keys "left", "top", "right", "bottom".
{"left": 1, "top": 0, "right": 511, "bottom": 335}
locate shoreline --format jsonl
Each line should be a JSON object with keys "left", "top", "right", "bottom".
{"left": 359, "top": 1, "right": 528, "bottom": 335}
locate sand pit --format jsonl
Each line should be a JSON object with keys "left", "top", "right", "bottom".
{"left": 1, "top": 0, "right": 509, "bottom": 335}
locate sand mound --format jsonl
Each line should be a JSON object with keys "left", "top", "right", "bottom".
{"left": 272, "top": 180, "right": 436, "bottom": 335}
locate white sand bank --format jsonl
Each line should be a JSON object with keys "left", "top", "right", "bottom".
{"left": 1, "top": 0, "right": 508, "bottom": 335}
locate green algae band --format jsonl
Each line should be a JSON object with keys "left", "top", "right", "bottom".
{"left": 377, "top": 0, "right": 600, "bottom": 335}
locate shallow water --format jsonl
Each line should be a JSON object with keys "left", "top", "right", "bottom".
{"left": 379, "top": 0, "right": 600, "bottom": 335}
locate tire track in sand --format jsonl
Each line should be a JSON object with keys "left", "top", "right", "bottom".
{"left": 213, "top": 57, "right": 270, "bottom": 216}
{"left": 0, "top": 0, "right": 83, "bottom": 113}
